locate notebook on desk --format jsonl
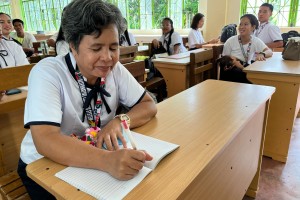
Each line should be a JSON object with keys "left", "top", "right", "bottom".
{"left": 55, "top": 131, "right": 179, "bottom": 200}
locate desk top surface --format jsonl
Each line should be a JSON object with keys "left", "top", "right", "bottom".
{"left": 26, "top": 80, "right": 275, "bottom": 199}
{"left": 152, "top": 48, "right": 206, "bottom": 64}
{"left": 244, "top": 52, "right": 300, "bottom": 76}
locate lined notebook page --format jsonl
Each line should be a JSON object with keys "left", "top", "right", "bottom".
{"left": 130, "top": 132, "right": 179, "bottom": 169}
{"left": 56, "top": 167, "right": 152, "bottom": 200}
{"left": 55, "top": 131, "right": 179, "bottom": 200}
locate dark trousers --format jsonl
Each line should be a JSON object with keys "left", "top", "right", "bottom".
{"left": 17, "top": 159, "right": 56, "bottom": 200}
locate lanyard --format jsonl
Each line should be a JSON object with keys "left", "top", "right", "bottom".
{"left": 255, "top": 22, "right": 268, "bottom": 37}
{"left": 65, "top": 53, "right": 111, "bottom": 128}
{"left": 0, "top": 50, "right": 8, "bottom": 68}
{"left": 75, "top": 71, "right": 104, "bottom": 128}
{"left": 238, "top": 36, "right": 252, "bottom": 63}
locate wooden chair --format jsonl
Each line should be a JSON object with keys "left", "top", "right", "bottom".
{"left": 119, "top": 46, "right": 138, "bottom": 64}
{"left": 123, "top": 61, "right": 165, "bottom": 103}
{"left": 0, "top": 64, "right": 35, "bottom": 200}
{"left": 212, "top": 44, "right": 224, "bottom": 80}
{"left": 123, "top": 61, "right": 146, "bottom": 87}
{"left": 189, "top": 49, "right": 214, "bottom": 87}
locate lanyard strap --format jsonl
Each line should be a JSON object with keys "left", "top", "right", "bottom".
{"left": 238, "top": 36, "right": 252, "bottom": 63}
{"left": 0, "top": 50, "right": 8, "bottom": 68}
{"left": 65, "top": 53, "right": 111, "bottom": 128}
{"left": 255, "top": 22, "right": 268, "bottom": 37}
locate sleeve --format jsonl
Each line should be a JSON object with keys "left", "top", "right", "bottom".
{"left": 158, "top": 35, "right": 164, "bottom": 43}
{"left": 114, "top": 62, "right": 146, "bottom": 107}
{"left": 188, "top": 29, "right": 198, "bottom": 48}
{"left": 254, "top": 37, "right": 268, "bottom": 52}
{"left": 24, "top": 64, "right": 62, "bottom": 128}
{"left": 222, "top": 38, "right": 233, "bottom": 56}
{"left": 269, "top": 25, "right": 283, "bottom": 41}
{"left": 13, "top": 43, "right": 29, "bottom": 65}
{"left": 29, "top": 33, "right": 37, "bottom": 47}
{"left": 171, "top": 32, "right": 183, "bottom": 46}
{"left": 128, "top": 32, "right": 137, "bottom": 45}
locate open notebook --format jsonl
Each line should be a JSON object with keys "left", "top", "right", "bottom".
{"left": 55, "top": 131, "right": 179, "bottom": 200}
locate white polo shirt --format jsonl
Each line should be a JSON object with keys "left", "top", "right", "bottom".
{"left": 159, "top": 31, "right": 187, "bottom": 54}
{"left": 188, "top": 29, "right": 205, "bottom": 49}
{"left": 0, "top": 38, "right": 29, "bottom": 68}
{"left": 254, "top": 22, "right": 283, "bottom": 44}
{"left": 10, "top": 32, "right": 37, "bottom": 48}
{"left": 222, "top": 35, "right": 267, "bottom": 64}
{"left": 20, "top": 53, "right": 146, "bottom": 164}
{"left": 120, "top": 32, "right": 137, "bottom": 46}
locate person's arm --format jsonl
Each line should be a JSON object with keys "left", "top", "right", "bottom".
{"left": 152, "top": 39, "right": 160, "bottom": 49}
{"left": 97, "top": 93, "right": 157, "bottom": 150}
{"left": 173, "top": 44, "right": 180, "bottom": 54}
{"left": 31, "top": 125, "right": 152, "bottom": 180}
{"left": 266, "top": 40, "right": 284, "bottom": 49}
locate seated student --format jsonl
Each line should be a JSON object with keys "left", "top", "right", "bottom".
{"left": 152, "top": 17, "right": 187, "bottom": 55}
{"left": 0, "top": 14, "right": 29, "bottom": 68}
{"left": 17, "top": 0, "right": 157, "bottom": 199}
{"left": 119, "top": 18, "right": 137, "bottom": 46}
{"left": 188, "top": 13, "right": 219, "bottom": 50}
{"left": 255, "top": 3, "right": 283, "bottom": 48}
{"left": 46, "top": 32, "right": 58, "bottom": 48}
{"left": 11, "top": 18, "right": 37, "bottom": 57}
{"left": 55, "top": 26, "right": 69, "bottom": 55}
{"left": 221, "top": 14, "right": 272, "bottom": 83}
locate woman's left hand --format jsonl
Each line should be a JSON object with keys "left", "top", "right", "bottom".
{"left": 255, "top": 54, "right": 266, "bottom": 61}
{"left": 96, "top": 118, "right": 127, "bottom": 151}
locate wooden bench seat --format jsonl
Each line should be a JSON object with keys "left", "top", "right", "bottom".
{"left": 0, "top": 171, "right": 30, "bottom": 200}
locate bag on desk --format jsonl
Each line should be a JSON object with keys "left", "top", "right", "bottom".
{"left": 282, "top": 37, "right": 300, "bottom": 61}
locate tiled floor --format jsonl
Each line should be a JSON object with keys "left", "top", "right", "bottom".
{"left": 243, "top": 118, "right": 300, "bottom": 200}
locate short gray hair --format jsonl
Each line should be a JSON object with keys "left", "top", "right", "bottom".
{"left": 62, "top": 0, "right": 125, "bottom": 51}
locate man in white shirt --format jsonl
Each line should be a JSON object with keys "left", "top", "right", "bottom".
{"left": 11, "top": 19, "right": 37, "bottom": 56}
{"left": 255, "top": 3, "right": 283, "bottom": 48}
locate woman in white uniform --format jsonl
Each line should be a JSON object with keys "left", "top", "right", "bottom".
{"left": 221, "top": 14, "right": 272, "bottom": 83}
{"left": 18, "top": 0, "right": 157, "bottom": 199}
{"left": 152, "top": 17, "right": 187, "bottom": 55}
{"left": 188, "top": 13, "right": 218, "bottom": 50}
{"left": 0, "top": 13, "right": 28, "bottom": 68}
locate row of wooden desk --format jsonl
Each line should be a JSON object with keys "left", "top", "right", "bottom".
{"left": 1, "top": 52, "right": 299, "bottom": 199}
{"left": 26, "top": 80, "right": 275, "bottom": 199}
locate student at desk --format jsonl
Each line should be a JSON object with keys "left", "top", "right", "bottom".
{"left": 18, "top": 0, "right": 156, "bottom": 199}
{"left": 0, "top": 13, "right": 29, "bottom": 68}
{"left": 188, "top": 13, "right": 219, "bottom": 50}
{"left": 152, "top": 17, "right": 187, "bottom": 55}
{"left": 119, "top": 18, "right": 137, "bottom": 46}
{"left": 255, "top": 3, "right": 283, "bottom": 48}
{"left": 221, "top": 14, "right": 272, "bottom": 83}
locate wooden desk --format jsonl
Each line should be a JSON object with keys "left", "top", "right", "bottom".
{"left": 136, "top": 45, "right": 149, "bottom": 56}
{"left": 152, "top": 48, "right": 206, "bottom": 97}
{"left": 244, "top": 52, "right": 300, "bottom": 162}
{"left": 26, "top": 80, "right": 275, "bottom": 199}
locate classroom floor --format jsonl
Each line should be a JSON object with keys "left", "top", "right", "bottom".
{"left": 243, "top": 118, "right": 300, "bottom": 200}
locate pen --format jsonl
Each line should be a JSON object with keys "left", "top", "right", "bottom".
{"left": 121, "top": 120, "right": 137, "bottom": 150}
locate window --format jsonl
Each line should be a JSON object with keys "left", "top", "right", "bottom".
{"left": 21, "top": 0, "right": 71, "bottom": 31}
{"left": 106, "top": 0, "right": 198, "bottom": 29}
{"left": 0, "top": 1, "right": 11, "bottom": 16}
{"left": 18, "top": 0, "right": 197, "bottom": 31}
{"left": 240, "top": 0, "right": 300, "bottom": 27}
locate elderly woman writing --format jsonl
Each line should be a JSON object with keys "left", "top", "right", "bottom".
{"left": 18, "top": 0, "right": 157, "bottom": 199}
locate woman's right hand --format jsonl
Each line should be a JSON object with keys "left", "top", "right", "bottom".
{"left": 152, "top": 39, "right": 160, "bottom": 49}
{"left": 104, "top": 149, "right": 153, "bottom": 180}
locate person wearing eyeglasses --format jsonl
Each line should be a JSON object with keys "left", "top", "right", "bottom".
{"left": 255, "top": 3, "right": 283, "bottom": 48}
{"left": 152, "top": 17, "right": 187, "bottom": 55}
{"left": 0, "top": 13, "right": 29, "bottom": 68}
